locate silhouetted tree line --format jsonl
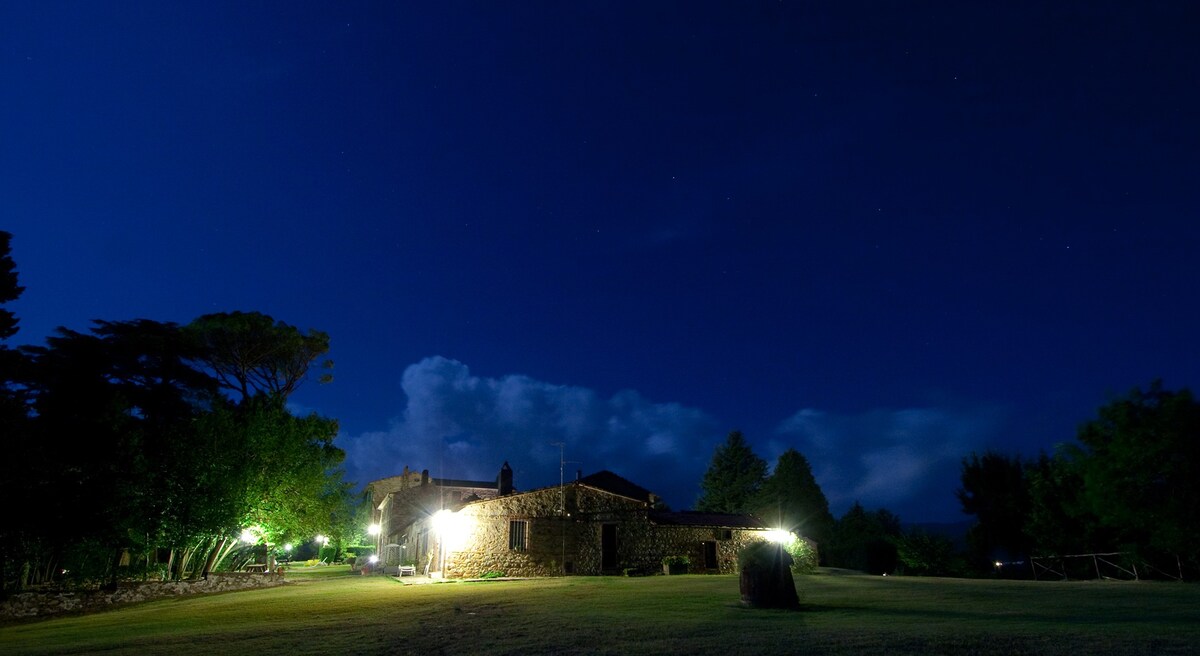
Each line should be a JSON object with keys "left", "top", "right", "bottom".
{"left": 0, "top": 231, "right": 359, "bottom": 592}
{"left": 697, "top": 430, "right": 962, "bottom": 575}
{"left": 959, "top": 381, "right": 1200, "bottom": 580}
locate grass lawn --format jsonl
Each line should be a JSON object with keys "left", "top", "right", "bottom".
{"left": 2, "top": 571, "right": 1198, "bottom": 655}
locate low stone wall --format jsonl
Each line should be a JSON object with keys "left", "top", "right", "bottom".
{"left": 0, "top": 572, "right": 285, "bottom": 619}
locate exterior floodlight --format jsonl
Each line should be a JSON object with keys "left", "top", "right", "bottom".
{"left": 284, "top": 543, "right": 293, "bottom": 552}
{"left": 369, "top": 555, "right": 379, "bottom": 564}
{"left": 316, "top": 534, "right": 329, "bottom": 546}
{"left": 432, "top": 509, "right": 474, "bottom": 551}
{"left": 368, "top": 523, "right": 381, "bottom": 536}
{"left": 765, "top": 529, "right": 792, "bottom": 544}
{"left": 240, "top": 528, "right": 256, "bottom": 544}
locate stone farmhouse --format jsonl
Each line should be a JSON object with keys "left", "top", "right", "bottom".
{"left": 367, "top": 463, "right": 774, "bottom": 578}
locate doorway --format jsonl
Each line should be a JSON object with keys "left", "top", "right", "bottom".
{"left": 601, "top": 524, "right": 618, "bottom": 570}
{"left": 703, "top": 541, "right": 718, "bottom": 571}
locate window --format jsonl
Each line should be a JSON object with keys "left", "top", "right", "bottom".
{"left": 718, "top": 529, "right": 733, "bottom": 541}
{"left": 509, "top": 520, "right": 528, "bottom": 551}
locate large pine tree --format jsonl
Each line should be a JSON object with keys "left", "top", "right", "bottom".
{"left": 754, "top": 448, "right": 834, "bottom": 543}
{"left": 696, "top": 430, "right": 767, "bottom": 513}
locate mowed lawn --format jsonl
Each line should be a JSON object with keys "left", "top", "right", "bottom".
{"left": 2, "top": 569, "right": 1198, "bottom": 655}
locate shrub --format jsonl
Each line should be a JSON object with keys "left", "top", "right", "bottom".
{"left": 662, "top": 555, "right": 691, "bottom": 567}
{"left": 739, "top": 540, "right": 780, "bottom": 571}
{"left": 480, "top": 571, "right": 505, "bottom": 579}
{"left": 783, "top": 537, "right": 819, "bottom": 574}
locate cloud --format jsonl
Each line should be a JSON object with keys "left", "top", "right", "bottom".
{"left": 338, "top": 357, "right": 720, "bottom": 509}
{"left": 773, "top": 405, "right": 1002, "bottom": 522}
{"left": 338, "top": 356, "right": 1003, "bottom": 522}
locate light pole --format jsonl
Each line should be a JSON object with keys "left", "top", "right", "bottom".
{"left": 316, "top": 534, "right": 330, "bottom": 564}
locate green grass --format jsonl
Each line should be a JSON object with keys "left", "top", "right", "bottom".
{"left": 2, "top": 573, "right": 1198, "bottom": 655}
{"left": 280, "top": 563, "right": 358, "bottom": 580}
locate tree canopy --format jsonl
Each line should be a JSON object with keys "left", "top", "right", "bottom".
{"left": 1072, "top": 381, "right": 1200, "bottom": 560}
{"left": 187, "top": 311, "right": 333, "bottom": 401}
{"left": 954, "top": 381, "right": 1200, "bottom": 577}
{"left": 753, "top": 448, "right": 834, "bottom": 545}
{"left": 696, "top": 430, "right": 768, "bottom": 514}
{"left": 1, "top": 317, "right": 353, "bottom": 588}
{"left": 0, "top": 231, "right": 22, "bottom": 340}
{"left": 0, "top": 242, "right": 357, "bottom": 591}
{"left": 957, "top": 451, "right": 1032, "bottom": 565}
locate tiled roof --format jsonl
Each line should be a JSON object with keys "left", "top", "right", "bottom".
{"left": 649, "top": 510, "right": 767, "bottom": 529}
{"left": 576, "top": 470, "right": 655, "bottom": 502}
{"left": 432, "top": 477, "right": 498, "bottom": 490}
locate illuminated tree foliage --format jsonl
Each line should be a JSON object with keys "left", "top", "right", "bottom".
{"left": 0, "top": 280, "right": 354, "bottom": 590}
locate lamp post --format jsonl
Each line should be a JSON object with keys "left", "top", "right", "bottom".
{"left": 316, "top": 534, "right": 330, "bottom": 564}
{"left": 368, "top": 523, "right": 381, "bottom": 556}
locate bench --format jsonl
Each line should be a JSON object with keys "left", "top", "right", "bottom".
{"left": 244, "top": 563, "right": 268, "bottom": 573}
{"left": 399, "top": 566, "right": 417, "bottom": 576}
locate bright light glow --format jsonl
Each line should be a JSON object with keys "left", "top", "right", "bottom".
{"left": 368, "top": 555, "right": 379, "bottom": 564}
{"left": 764, "top": 529, "right": 793, "bottom": 544}
{"left": 431, "top": 509, "right": 475, "bottom": 551}
{"left": 315, "top": 534, "right": 329, "bottom": 547}
{"left": 283, "top": 543, "right": 293, "bottom": 552}
{"left": 368, "top": 523, "right": 381, "bottom": 536}
{"left": 994, "top": 561, "right": 1004, "bottom": 568}
{"left": 240, "top": 528, "right": 257, "bottom": 544}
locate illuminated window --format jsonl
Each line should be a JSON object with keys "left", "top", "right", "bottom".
{"left": 509, "top": 520, "right": 528, "bottom": 551}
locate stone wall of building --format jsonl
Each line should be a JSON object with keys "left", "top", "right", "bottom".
{"left": 0, "top": 572, "right": 285, "bottom": 619}
{"left": 445, "top": 485, "right": 630, "bottom": 577}
{"left": 439, "top": 482, "right": 771, "bottom": 577}
{"left": 612, "top": 522, "right": 767, "bottom": 574}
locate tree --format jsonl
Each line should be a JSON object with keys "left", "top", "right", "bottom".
{"left": 3, "top": 314, "right": 352, "bottom": 588}
{"left": 894, "top": 530, "right": 960, "bottom": 576}
{"left": 14, "top": 320, "right": 222, "bottom": 584}
{"left": 826, "top": 502, "right": 901, "bottom": 574}
{"left": 187, "top": 311, "right": 333, "bottom": 401}
{"left": 1023, "top": 451, "right": 1105, "bottom": 557}
{"left": 227, "top": 395, "right": 345, "bottom": 546}
{"left": 753, "top": 448, "right": 835, "bottom": 547}
{"left": 697, "top": 430, "right": 767, "bottom": 513}
{"left": 957, "top": 451, "right": 1031, "bottom": 568}
{"left": 1072, "top": 382, "right": 1200, "bottom": 564}
{"left": 0, "top": 231, "right": 23, "bottom": 340}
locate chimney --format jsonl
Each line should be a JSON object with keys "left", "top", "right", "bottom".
{"left": 421, "top": 469, "right": 430, "bottom": 486}
{"left": 498, "top": 461, "right": 513, "bottom": 496}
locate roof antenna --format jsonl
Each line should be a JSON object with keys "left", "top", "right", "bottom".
{"left": 549, "top": 442, "right": 580, "bottom": 516}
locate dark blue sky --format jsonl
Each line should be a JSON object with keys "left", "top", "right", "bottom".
{"left": 4, "top": 2, "right": 1198, "bottom": 522}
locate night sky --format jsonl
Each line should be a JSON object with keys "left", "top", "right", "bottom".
{"left": 4, "top": 2, "right": 1198, "bottom": 522}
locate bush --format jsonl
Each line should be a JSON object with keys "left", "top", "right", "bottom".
{"left": 662, "top": 555, "right": 690, "bottom": 567}
{"left": 783, "top": 537, "right": 819, "bottom": 574}
{"left": 739, "top": 540, "right": 780, "bottom": 571}
{"left": 318, "top": 546, "right": 337, "bottom": 563}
